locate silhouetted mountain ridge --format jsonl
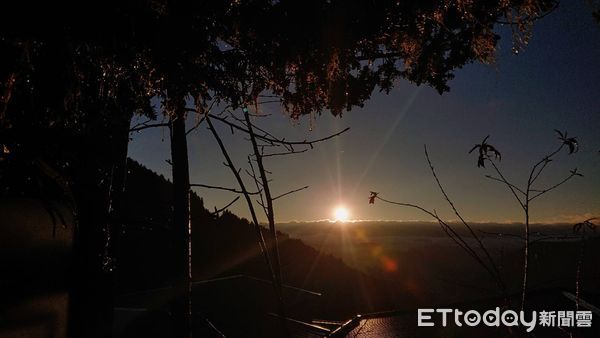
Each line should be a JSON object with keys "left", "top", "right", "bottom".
{"left": 116, "top": 159, "right": 411, "bottom": 321}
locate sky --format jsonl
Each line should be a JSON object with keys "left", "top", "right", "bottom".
{"left": 129, "top": 2, "right": 600, "bottom": 224}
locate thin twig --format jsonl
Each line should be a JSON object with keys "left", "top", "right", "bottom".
{"left": 205, "top": 115, "right": 278, "bottom": 296}
{"left": 374, "top": 195, "right": 503, "bottom": 292}
{"left": 186, "top": 116, "right": 206, "bottom": 135}
{"left": 244, "top": 108, "right": 289, "bottom": 336}
{"left": 272, "top": 186, "right": 309, "bottom": 201}
{"left": 129, "top": 122, "right": 169, "bottom": 132}
{"left": 190, "top": 183, "right": 262, "bottom": 195}
{"left": 245, "top": 110, "right": 283, "bottom": 284}
{"left": 528, "top": 145, "right": 563, "bottom": 187}
{"left": 206, "top": 112, "right": 350, "bottom": 147}
{"left": 529, "top": 171, "right": 579, "bottom": 202}
{"left": 186, "top": 100, "right": 219, "bottom": 135}
{"left": 212, "top": 196, "right": 240, "bottom": 215}
{"left": 247, "top": 156, "right": 268, "bottom": 216}
{"left": 485, "top": 175, "right": 526, "bottom": 196}
{"left": 488, "top": 160, "right": 526, "bottom": 210}
{"left": 425, "top": 146, "right": 507, "bottom": 296}
{"left": 262, "top": 149, "right": 309, "bottom": 158}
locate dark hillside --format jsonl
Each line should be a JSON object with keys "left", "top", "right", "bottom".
{"left": 116, "top": 160, "right": 412, "bottom": 330}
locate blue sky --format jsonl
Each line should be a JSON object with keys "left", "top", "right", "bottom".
{"left": 129, "top": 2, "right": 600, "bottom": 223}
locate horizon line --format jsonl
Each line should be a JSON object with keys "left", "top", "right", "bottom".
{"left": 271, "top": 218, "right": 578, "bottom": 225}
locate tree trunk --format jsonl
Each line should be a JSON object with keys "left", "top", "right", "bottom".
{"left": 68, "top": 179, "right": 114, "bottom": 338}
{"left": 244, "top": 111, "right": 288, "bottom": 335}
{"left": 521, "top": 209, "right": 530, "bottom": 312}
{"left": 169, "top": 107, "right": 192, "bottom": 338}
{"left": 67, "top": 113, "right": 132, "bottom": 338}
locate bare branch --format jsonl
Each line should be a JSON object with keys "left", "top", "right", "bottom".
{"left": 129, "top": 122, "right": 169, "bottom": 132}
{"left": 256, "top": 99, "right": 282, "bottom": 105}
{"left": 424, "top": 146, "right": 506, "bottom": 295}
{"left": 190, "top": 183, "right": 262, "bottom": 195}
{"left": 247, "top": 112, "right": 272, "bottom": 117}
{"left": 205, "top": 115, "right": 278, "bottom": 298}
{"left": 530, "top": 157, "right": 551, "bottom": 185}
{"left": 485, "top": 175, "right": 526, "bottom": 196}
{"left": 262, "top": 148, "right": 308, "bottom": 158}
{"left": 186, "top": 116, "right": 206, "bottom": 135}
{"left": 373, "top": 194, "right": 505, "bottom": 294}
{"left": 488, "top": 160, "right": 526, "bottom": 209}
{"left": 244, "top": 108, "right": 288, "bottom": 323}
{"left": 247, "top": 156, "right": 268, "bottom": 216}
{"left": 272, "top": 186, "right": 309, "bottom": 201}
{"left": 375, "top": 195, "right": 479, "bottom": 263}
{"left": 186, "top": 100, "right": 220, "bottom": 135}
{"left": 528, "top": 144, "right": 563, "bottom": 187}
{"left": 211, "top": 197, "right": 240, "bottom": 216}
{"left": 130, "top": 117, "right": 154, "bottom": 129}
{"left": 206, "top": 111, "right": 350, "bottom": 148}
{"left": 529, "top": 170, "right": 581, "bottom": 202}
{"left": 229, "top": 113, "right": 288, "bottom": 146}
{"left": 270, "top": 126, "right": 350, "bottom": 147}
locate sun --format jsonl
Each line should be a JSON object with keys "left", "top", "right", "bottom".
{"left": 333, "top": 206, "right": 350, "bottom": 222}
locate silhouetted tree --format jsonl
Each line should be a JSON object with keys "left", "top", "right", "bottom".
{"left": 1, "top": 1, "right": 558, "bottom": 337}
{"left": 371, "top": 131, "right": 584, "bottom": 315}
{"left": 470, "top": 131, "right": 582, "bottom": 310}
{"left": 0, "top": 27, "right": 153, "bottom": 338}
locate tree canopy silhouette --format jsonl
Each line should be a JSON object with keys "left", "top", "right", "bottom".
{"left": 1, "top": 0, "right": 558, "bottom": 119}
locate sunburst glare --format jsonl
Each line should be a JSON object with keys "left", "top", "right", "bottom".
{"left": 333, "top": 206, "right": 350, "bottom": 222}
